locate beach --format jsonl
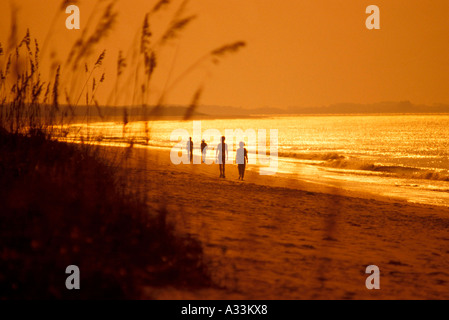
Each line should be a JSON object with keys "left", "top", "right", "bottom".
{"left": 119, "top": 146, "right": 449, "bottom": 300}
{"left": 1, "top": 0, "right": 448, "bottom": 304}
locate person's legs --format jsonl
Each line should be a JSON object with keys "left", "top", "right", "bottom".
{"left": 222, "top": 156, "right": 226, "bottom": 178}
{"left": 241, "top": 164, "right": 246, "bottom": 180}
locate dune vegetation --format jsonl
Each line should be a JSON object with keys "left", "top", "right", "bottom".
{"left": 0, "top": 0, "right": 245, "bottom": 299}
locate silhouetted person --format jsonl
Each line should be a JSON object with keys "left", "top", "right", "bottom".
{"left": 201, "top": 139, "right": 208, "bottom": 163}
{"left": 236, "top": 141, "right": 248, "bottom": 180}
{"left": 187, "top": 137, "right": 193, "bottom": 163}
{"left": 216, "top": 136, "right": 228, "bottom": 178}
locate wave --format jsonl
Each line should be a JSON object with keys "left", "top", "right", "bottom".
{"left": 322, "top": 158, "right": 449, "bottom": 182}
{"left": 277, "top": 151, "right": 345, "bottom": 161}
{"left": 277, "top": 151, "right": 449, "bottom": 182}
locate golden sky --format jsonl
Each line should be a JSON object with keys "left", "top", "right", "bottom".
{"left": 1, "top": 0, "right": 448, "bottom": 109}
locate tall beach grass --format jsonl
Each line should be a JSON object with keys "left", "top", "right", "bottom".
{"left": 0, "top": 0, "right": 245, "bottom": 299}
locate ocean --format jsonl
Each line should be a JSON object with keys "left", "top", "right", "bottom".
{"left": 68, "top": 114, "right": 449, "bottom": 207}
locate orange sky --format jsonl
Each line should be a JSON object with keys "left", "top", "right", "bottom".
{"left": 1, "top": 0, "right": 448, "bottom": 109}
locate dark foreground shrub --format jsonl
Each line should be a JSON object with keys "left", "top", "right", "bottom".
{"left": 0, "top": 132, "right": 211, "bottom": 299}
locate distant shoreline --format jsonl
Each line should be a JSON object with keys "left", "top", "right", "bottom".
{"left": 26, "top": 101, "right": 449, "bottom": 122}
{"left": 67, "top": 111, "right": 449, "bottom": 123}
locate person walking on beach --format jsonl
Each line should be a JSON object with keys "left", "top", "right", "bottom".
{"left": 236, "top": 141, "right": 248, "bottom": 180}
{"left": 201, "top": 139, "right": 208, "bottom": 163}
{"left": 187, "top": 137, "right": 193, "bottom": 163}
{"left": 216, "top": 136, "right": 228, "bottom": 178}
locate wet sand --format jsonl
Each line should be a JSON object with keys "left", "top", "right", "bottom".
{"left": 120, "top": 146, "right": 449, "bottom": 299}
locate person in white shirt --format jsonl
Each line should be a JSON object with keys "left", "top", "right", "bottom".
{"left": 236, "top": 141, "right": 248, "bottom": 180}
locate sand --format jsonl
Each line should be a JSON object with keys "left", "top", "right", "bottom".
{"left": 119, "top": 146, "right": 449, "bottom": 300}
